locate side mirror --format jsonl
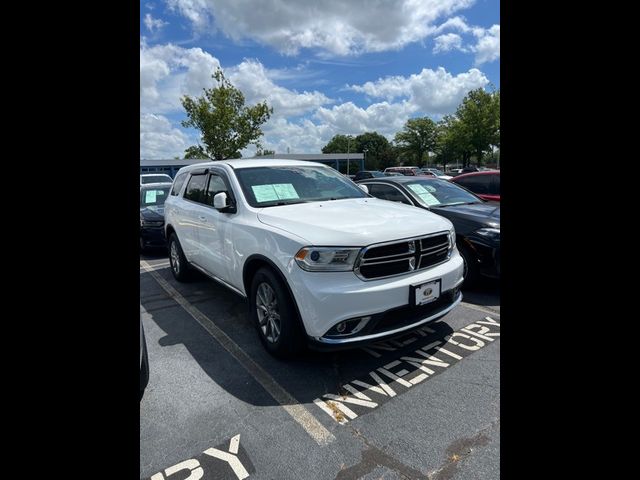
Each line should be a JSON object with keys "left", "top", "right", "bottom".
{"left": 358, "top": 184, "right": 369, "bottom": 194}
{"left": 213, "top": 192, "right": 229, "bottom": 210}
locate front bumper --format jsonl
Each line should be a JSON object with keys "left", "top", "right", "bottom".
{"left": 140, "top": 226, "right": 166, "bottom": 247}
{"left": 287, "top": 249, "right": 464, "bottom": 340}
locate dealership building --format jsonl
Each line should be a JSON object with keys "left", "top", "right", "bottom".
{"left": 140, "top": 153, "right": 365, "bottom": 178}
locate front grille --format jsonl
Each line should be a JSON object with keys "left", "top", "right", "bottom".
{"left": 356, "top": 233, "right": 450, "bottom": 280}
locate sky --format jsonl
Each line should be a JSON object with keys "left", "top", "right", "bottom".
{"left": 140, "top": 0, "right": 500, "bottom": 159}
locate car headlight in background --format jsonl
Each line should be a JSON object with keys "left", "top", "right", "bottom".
{"left": 475, "top": 227, "right": 500, "bottom": 242}
{"left": 295, "top": 247, "right": 362, "bottom": 272}
{"left": 140, "top": 219, "right": 164, "bottom": 227}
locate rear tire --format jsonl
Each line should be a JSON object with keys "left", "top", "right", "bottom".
{"left": 250, "top": 267, "right": 304, "bottom": 359}
{"left": 168, "top": 233, "right": 194, "bottom": 282}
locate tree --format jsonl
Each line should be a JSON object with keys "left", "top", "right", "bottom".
{"left": 354, "top": 132, "right": 391, "bottom": 170}
{"left": 255, "top": 149, "right": 275, "bottom": 156}
{"left": 393, "top": 117, "right": 437, "bottom": 167}
{"left": 184, "top": 145, "right": 207, "bottom": 159}
{"left": 455, "top": 88, "right": 499, "bottom": 166}
{"left": 181, "top": 69, "right": 273, "bottom": 160}
{"left": 434, "top": 115, "right": 472, "bottom": 169}
{"left": 321, "top": 134, "right": 355, "bottom": 154}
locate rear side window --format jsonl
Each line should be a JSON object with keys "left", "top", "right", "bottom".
{"left": 489, "top": 174, "right": 500, "bottom": 195}
{"left": 184, "top": 174, "right": 207, "bottom": 204}
{"left": 455, "top": 175, "right": 492, "bottom": 194}
{"left": 171, "top": 172, "right": 188, "bottom": 196}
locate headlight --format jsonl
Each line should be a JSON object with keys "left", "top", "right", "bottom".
{"left": 475, "top": 227, "right": 500, "bottom": 242}
{"left": 295, "top": 247, "right": 362, "bottom": 272}
{"left": 449, "top": 228, "right": 456, "bottom": 249}
{"left": 140, "top": 219, "right": 163, "bottom": 227}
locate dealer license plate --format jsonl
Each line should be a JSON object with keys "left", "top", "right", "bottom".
{"left": 414, "top": 280, "right": 441, "bottom": 306}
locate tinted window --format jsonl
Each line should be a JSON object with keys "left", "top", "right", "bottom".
{"left": 235, "top": 166, "right": 367, "bottom": 208}
{"left": 404, "top": 179, "right": 480, "bottom": 207}
{"left": 204, "top": 174, "right": 230, "bottom": 206}
{"left": 141, "top": 174, "right": 172, "bottom": 184}
{"left": 368, "top": 184, "right": 412, "bottom": 205}
{"left": 171, "top": 172, "right": 188, "bottom": 196}
{"left": 455, "top": 175, "right": 492, "bottom": 194}
{"left": 140, "top": 186, "right": 171, "bottom": 207}
{"left": 184, "top": 174, "right": 207, "bottom": 204}
{"left": 489, "top": 174, "right": 500, "bottom": 195}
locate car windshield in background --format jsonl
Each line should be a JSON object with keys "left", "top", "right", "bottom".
{"left": 369, "top": 171, "right": 385, "bottom": 177}
{"left": 427, "top": 169, "right": 444, "bottom": 176}
{"left": 235, "top": 166, "right": 368, "bottom": 207}
{"left": 404, "top": 179, "right": 481, "bottom": 207}
{"left": 140, "top": 186, "right": 171, "bottom": 207}
{"left": 142, "top": 175, "right": 171, "bottom": 184}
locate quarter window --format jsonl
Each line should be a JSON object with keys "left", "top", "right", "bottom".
{"left": 368, "top": 184, "right": 412, "bottom": 205}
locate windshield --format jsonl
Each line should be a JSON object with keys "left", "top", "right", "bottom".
{"left": 404, "top": 179, "right": 481, "bottom": 207}
{"left": 370, "top": 171, "right": 385, "bottom": 177}
{"left": 426, "top": 169, "right": 444, "bottom": 176}
{"left": 140, "top": 186, "right": 171, "bottom": 207}
{"left": 141, "top": 175, "right": 172, "bottom": 184}
{"left": 235, "top": 166, "right": 368, "bottom": 207}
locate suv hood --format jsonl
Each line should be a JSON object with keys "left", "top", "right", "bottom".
{"left": 257, "top": 198, "right": 452, "bottom": 246}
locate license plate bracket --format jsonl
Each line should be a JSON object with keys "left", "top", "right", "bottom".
{"left": 410, "top": 279, "right": 441, "bottom": 306}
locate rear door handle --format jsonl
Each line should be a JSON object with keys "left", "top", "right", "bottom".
{"left": 198, "top": 215, "right": 207, "bottom": 222}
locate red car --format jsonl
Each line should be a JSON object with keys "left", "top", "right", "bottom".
{"left": 450, "top": 171, "right": 500, "bottom": 202}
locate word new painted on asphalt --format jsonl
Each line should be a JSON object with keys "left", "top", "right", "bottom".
{"left": 146, "top": 434, "right": 255, "bottom": 480}
{"left": 313, "top": 317, "right": 500, "bottom": 424}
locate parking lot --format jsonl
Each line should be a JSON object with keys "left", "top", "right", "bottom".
{"left": 140, "top": 250, "right": 500, "bottom": 480}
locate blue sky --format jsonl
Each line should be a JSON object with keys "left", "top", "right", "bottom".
{"left": 140, "top": 0, "right": 500, "bottom": 158}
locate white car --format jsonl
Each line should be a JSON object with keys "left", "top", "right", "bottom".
{"left": 421, "top": 168, "right": 453, "bottom": 180}
{"left": 140, "top": 173, "right": 173, "bottom": 185}
{"left": 164, "top": 159, "right": 464, "bottom": 357}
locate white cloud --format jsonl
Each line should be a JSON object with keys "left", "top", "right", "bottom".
{"left": 140, "top": 43, "right": 221, "bottom": 113}
{"left": 140, "top": 113, "right": 192, "bottom": 159}
{"left": 166, "top": 0, "right": 211, "bottom": 30}
{"left": 473, "top": 24, "right": 499, "bottom": 65}
{"left": 227, "top": 60, "right": 332, "bottom": 118}
{"left": 432, "top": 17, "right": 499, "bottom": 64}
{"left": 433, "top": 33, "right": 464, "bottom": 53}
{"left": 144, "top": 13, "right": 168, "bottom": 33}
{"left": 167, "top": 0, "right": 476, "bottom": 56}
{"left": 348, "top": 67, "right": 489, "bottom": 115}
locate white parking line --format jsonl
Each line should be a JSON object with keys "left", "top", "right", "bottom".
{"left": 460, "top": 301, "right": 500, "bottom": 316}
{"left": 140, "top": 260, "right": 336, "bottom": 446}
{"left": 140, "top": 261, "right": 171, "bottom": 273}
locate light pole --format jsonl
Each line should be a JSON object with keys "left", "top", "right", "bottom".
{"left": 363, "top": 148, "right": 368, "bottom": 171}
{"left": 347, "top": 137, "right": 351, "bottom": 176}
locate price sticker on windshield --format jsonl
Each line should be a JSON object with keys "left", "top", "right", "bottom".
{"left": 252, "top": 183, "right": 299, "bottom": 202}
{"left": 145, "top": 190, "right": 157, "bottom": 203}
{"left": 407, "top": 184, "right": 439, "bottom": 206}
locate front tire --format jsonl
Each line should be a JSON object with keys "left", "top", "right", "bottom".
{"left": 250, "top": 267, "right": 304, "bottom": 358}
{"left": 459, "top": 244, "right": 480, "bottom": 288}
{"left": 168, "top": 233, "right": 193, "bottom": 282}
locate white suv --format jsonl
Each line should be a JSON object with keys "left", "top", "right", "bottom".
{"left": 164, "top": 159, "right": 464, "bottom": 357}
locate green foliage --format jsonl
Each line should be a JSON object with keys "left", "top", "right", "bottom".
{"left": 181, "top": 69, "right": 273, "bottom": 161}
{"left": 321, "top": 134, "right": 355, "bottom": 154}
{"left": 454, "top": 88, "right": 500, "bottom": 165}
{"left": 255, "top": 149, "right": 275, "bottom": 156}
{"left": 354, "top": 131, "right": 391, "bottom": 170}
{"left": 184, "top": 145, "right": 207, "bottom": 159}
{"left": 394, "top": 117, "right": 437, "bottom": 167}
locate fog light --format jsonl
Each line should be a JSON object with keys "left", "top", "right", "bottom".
{"left": 336, "top": 322, "right": 346, "bottom": 333}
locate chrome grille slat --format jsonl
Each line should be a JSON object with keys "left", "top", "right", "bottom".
{"left": 355, "top": 232, "right": 451, "bottom": 280}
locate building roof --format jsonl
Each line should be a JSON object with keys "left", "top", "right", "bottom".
{"left": 140, "top": 158, "right": 210, "bottom": 167}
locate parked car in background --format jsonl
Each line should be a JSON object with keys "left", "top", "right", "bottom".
{"left": 384, "top": 166, "right": 432, "bottom": 176}
{"left": 140, "top": 312, "right": 149, "bottom": 401}
{"left": 164, "top": 159, "right": 463, "bottom": 357}
{"left": 357, "top": 176, "right": 500, "bottom": 286}
{"left": 141, "top": 173, "right": 173, "bottom": 185}
{"left": 353, "top": 170, "right": 386, "bottom": 181}
{"left": 450, "top": 171, "right": 500, "bottom": 202}
{"left": 421, "top": 168, "right": 453, "bottom": 180}
{"left": 384, "top": 172, "right": 404, "bottom": 177}
{"left": 140, "top": 183, "right": 172, "bottom": 251}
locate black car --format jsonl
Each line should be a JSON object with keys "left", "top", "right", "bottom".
{"left": 353, "top": 170, "right": 386, "bottom": 181}
{"left": 358, "top": 176, "right": 499, "bottom": 286}
{"left": 140, "top": 183, "right": 172, "bottom": 251}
